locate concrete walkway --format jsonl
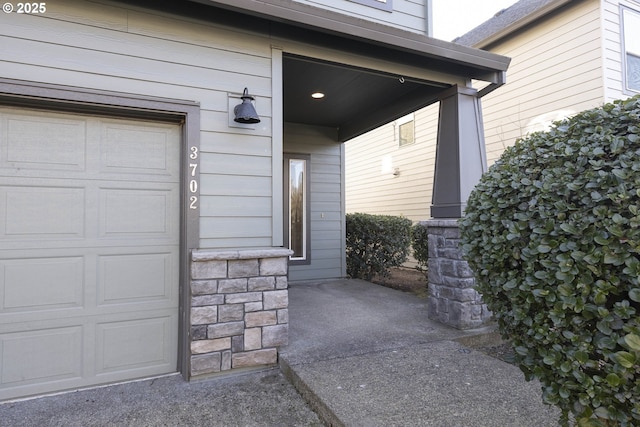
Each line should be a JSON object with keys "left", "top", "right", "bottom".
{"left": 280, "top": 279, "right": 560, "bottom": 427}
{"left": 0, "top": 279, "right": 561, "bottom": 426}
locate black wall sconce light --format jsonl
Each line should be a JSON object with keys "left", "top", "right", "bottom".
{"left": 233, "top": 88, "right": 260, "bottom": 124}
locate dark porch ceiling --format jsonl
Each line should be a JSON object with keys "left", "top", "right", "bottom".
{"left": 283, "top": 54, "right": 448, "bottom": 141}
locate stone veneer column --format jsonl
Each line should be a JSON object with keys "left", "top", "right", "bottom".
{"left": 424, "top": 219, "right": 492, "bottom": 329}
{"left": 189, "top": 248, "right": 293, "bottom": 377}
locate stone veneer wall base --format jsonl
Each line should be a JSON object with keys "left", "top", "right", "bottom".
{"left": 190, "top": 248, "right": 293, "bottom": 377}
{"left": 423, "top": 219, "right": 492, "bottom": 330}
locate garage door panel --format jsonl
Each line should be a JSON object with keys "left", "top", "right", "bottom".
{"left": 101, "top": 122, "right": 180, "bottom": 178}
{"left": 96, "top": 315, "right": 176, "bottom": 374}
{"left": 0, "top": 326, "right": 83, "bottom": 386}
{"left": 0, "top": 256, "right": 84, "bottom": 313}
{"left": 101, "top": 188, "right": 176, "bottom": 236}
{"left": 99, "top": 253, "right": 174, "bottom": 304}
{"left": 2, "top": 186, "right": 85, "bottom": 237}
{"left": 1, "top": 113, "right": 86, "bottom": 171}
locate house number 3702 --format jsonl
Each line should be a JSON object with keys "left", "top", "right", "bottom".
{"left": 189, "top": 146, "right": 199, "bottom": 210}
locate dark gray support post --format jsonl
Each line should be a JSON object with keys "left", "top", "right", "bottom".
{"left": 431, "top": 85, "right": 487, "bottom": 218}
{"left": 426, "top": 86, "right": 492, "bottom": 329}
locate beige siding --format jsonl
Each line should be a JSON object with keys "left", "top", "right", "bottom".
{"left": 480, "top": 0, "right": 604, "bottom": 165}
{"left": 285, "top": 124, "right": 346, "bottom": 281}
{"left": 292, "top": 0, "right": 429, "bottom": 34}
{"left": 345, "top": 103, "right": 439, "bottom": 222}
{"left": 0, "top": 0, "right": 276, "bottom": 250}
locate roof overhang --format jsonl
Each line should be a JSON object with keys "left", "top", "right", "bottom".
{"left": 175, "top": 0, "right": 511, "bottom": 140}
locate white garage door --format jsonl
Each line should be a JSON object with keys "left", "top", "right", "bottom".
{"left": 0, "top": 107, "right": 180, "bottom": 401}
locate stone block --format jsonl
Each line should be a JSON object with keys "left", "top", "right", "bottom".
{"left": 263, "top": 290, "right": 288, "bottom": 310}
{"left": 449, "top": 301, "right": 478, "bottom": 329}
{"left": 427, "top": 237, "right": 440, "bottom": 258}
{"left": 191, "top": 353, "right": 221, "bottom": 376}
{"left": 232, "top": 348, "right": 277, "bottom": 368}
{"left": 191, "top": 261, "right": 227, "bottom": 280}
{"left": 232, "top": 335, "right": 244, "bottom": 352}
{"left": 191, "top": 280, "right": 218, "bottom": 295}
{"left": 218, "top": 304, "right": 244, "bottom": 322}
{"left": 439, "top": 259, "right": 456, "bottom": 277}
{"left": 277, "top": 309, "right": 288, "bottom": 324}
{"left": 228, "top": 259, "right": 259, "bottom": 278}
{"left": 191, "top": 338, "right": 231, "bottom": 354}
{"left": 444, "top": 238, "right": 461, "bottom": 248}
{"left": 443, "top": 227, "right": 461, "bottom": 239}
{"left": 191, "top": 325, "right": 207, "bottom": 340}
{"left": 248, "top": 276, "right": 275, "bottom": 291}
{"left": 218, "top": 278, "right": 247, "bottom": 293}
{"left": 260, "top": 257, "right": 288, "bottom": 276}
{"left": 482, "top": 305, "right": 493, "bottom": 321}
{"left": 221, "top": 350, "right": 232, "bottom": 371}
{"left": 192, "top": 295, "right": 224, "bottom": 307}
{"left": 226, "top": 292, "right": 262, "bottom": 304}
{"left": 442, "top": 248, "right": 464, "bottom": 260}
{"left": 207, "top": 321, "right": 245, "bottom": 338}
{"left": 470, "top": 303, "right": 483, "bottom": 320}
{"left": 455, "top": 261, "right": 475, "bottom": 278}
{"left": 245, "top": 301, "right": 263, "bottom": 312}
{"left": 451, "top": 287, "right": 479, "bottom": 303}
{"left": 436, "top": 297, "right": 450, "bottom": 315}
{"left": 191, "top": 306, "right": 217, "bottom": 325}
{"left": 427, "top": 263, "right": 442, "bottom": 286}
{"left": 245, "top": 311, "right": 277, "bottom": 327}
{"left": 443, "top": 276, "right": 476, "bottom": 289}
{"left": 244, "top": 328, "right": 262, "bottom": 350}
{"left": 275, "top": 276, "right": 288, "bottom": 290}
{"left": 262, "top": 324, "right": 288, "bottom": 347}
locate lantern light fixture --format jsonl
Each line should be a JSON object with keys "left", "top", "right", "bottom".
{"left": 233, "top": 88, "right": 260, "bottom": 124}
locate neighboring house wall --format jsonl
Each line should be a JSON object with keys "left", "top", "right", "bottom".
{"left": 480, "top": 0, "right": 603, "bottom": 165}
{"left": 292, "top": 0, "right": 431, "bottom": 34}
{"left": 345, "top": 102, "right": 439, "bottom": 221}
{"left": 285, "top": 123, "right": 347, "bottom": 281}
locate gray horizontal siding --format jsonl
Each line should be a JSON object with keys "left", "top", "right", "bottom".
{"left": 0, "top": 0, "right": 279, "bottom": 250}
{"left": 285, "top": 123, "right": 346, "bottom": 281}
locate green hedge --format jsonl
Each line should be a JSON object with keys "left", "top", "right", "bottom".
{"left": 346, "top": 213, "right": 411, "bottom": 280}
{"left": 411, "top": 222, "right": 429, "bottom": 276}
{"left": 460, "top": 95, "right": 640, "bottom": 426}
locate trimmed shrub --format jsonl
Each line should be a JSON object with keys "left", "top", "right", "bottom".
{"left": 411, "top": 222, "right": 429, "bottom": 276}
{"left": 346, "top": 213, "right": 412, "bottom": 280}
{"left": 460, "top": 95, "right": 640, "bottom": 426}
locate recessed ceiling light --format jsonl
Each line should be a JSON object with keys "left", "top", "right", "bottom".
{"left": 311, "top": 92, "right": 325, "bottom": 99}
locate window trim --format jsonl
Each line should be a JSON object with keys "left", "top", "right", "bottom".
{"left": 620, "top": 5, "right": 640, "bottom": 94}
{"left": 284, "top": 153, "right": 311, "bottom": 265}
{"left": 348, "top": 0, "right": 392, "bottom": 12}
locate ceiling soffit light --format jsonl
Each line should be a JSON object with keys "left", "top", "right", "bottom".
{"left": 311, "top": 92, "right": 325, "bottom": 99}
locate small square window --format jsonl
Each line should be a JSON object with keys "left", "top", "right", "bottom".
{"left": 396, "top": 113, "right": 415, "bottom": 146}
